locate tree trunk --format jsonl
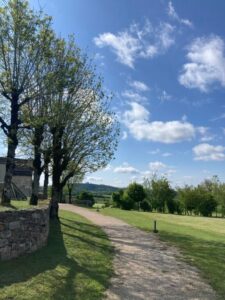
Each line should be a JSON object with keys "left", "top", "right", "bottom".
{"left": 30, "top": 126, "right": 44, "bottom": 205}
{"left": 50, "top": 127, "right": 64, "bottom": 219}
{"left": 1, "top": 100, "right": 19, "bottom": 205}
{"left": 68, "top": 186, "right": 72, "bottom": 204}
{"left": 1, "top": 142, "right": 17, "bottom": 204}
{"left": 50, "top": 186, "right": 60, "bottom": 219}
{"left": 43, "top": 163, "right": 49, "bottom": 199}
{"left": 30, "top": 170, "right": 40, "bottom": 205}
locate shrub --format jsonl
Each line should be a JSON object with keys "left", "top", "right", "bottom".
{"left": 120, "top": 192, "right": 134, "bottom": 210}
{"left": 111, "top": 192, "right": 121, "bottom": 207}
{"left": 77, "top": 191, "right": 95, "bottom": 207}
{"left": 140, "top": 199, "right": 152, "bottom": 212}
{"left": 93, "top": 203, "right": 105, "bottom": 209}
{"left": 197, "top": 190, "right": 217, "bottom": 217}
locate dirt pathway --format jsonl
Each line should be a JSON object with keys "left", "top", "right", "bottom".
{"left": 60, "top": 204, "right": 217, "bottom": 300}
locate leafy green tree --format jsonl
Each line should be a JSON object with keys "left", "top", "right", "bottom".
{"left": 144, "top": 176, "right": 175, "bottom": 213}
{"left": 77, "top": 191, "right": 95, "bottom": 207}
{"left": 111, "top": 192, "right": 121, "bottom": 207}
{"left": 46, "top": 37, "right": 119, "bottom": 218}
{"left": 126, "top": 182, "right": 145, "bottom": 207}
{"left": 176, "top": 186, "right": 199, "bottom": 215}
{"left": 0, "top": 0, "right": 53, "bottom": 204}
{"left": 140, "top": 199, "right": 152, "bottom": 212}
{"left": 197, "top": 190, "right": 217, "bottom": 217}
{"left": 120, "top": 191, "right": 134, "bottom": 210}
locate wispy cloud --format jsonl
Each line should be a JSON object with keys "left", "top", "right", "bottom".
{"left": 129, "top": 80, "right": 150, "bottom": 92}
{"left": 149, "top": 161, "right": 167, "bottom": 171}
{"left": 211, "top": 113, "right": 225, "bottom": 122}
{"left": 149, "top": 149, "right": 160, "bottom": 155}
{"left": 167, "top": 1, "right": 193, "bottom": 28}
{"left": 162, "top": 152, "right": 172, "bottom": 157}
{"left": 158, "top": 90, "right": 172, "bottom": 102}
{"left": 122, "top": 90, "right": 147, "bottom": 103}
{"left": 179, "top": 35, "right": 225, "bottom": 92}
{"left": 197, "top": 127, "right": 215, "bottom": 142}
{"left": 114, "top": 162, "right": 140, "bottom": 174}
{"left": 94, "top": 20, "right": 175, "bottom": 68}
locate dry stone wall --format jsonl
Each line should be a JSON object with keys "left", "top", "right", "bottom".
{"left": 0, "top": 206, "right": 49, "bottom": 260}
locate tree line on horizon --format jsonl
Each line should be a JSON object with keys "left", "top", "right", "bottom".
{"left": 0, "top": 0, "right": 119, "bottom": 218}
{"left": 112, "top": 175, "right": 225, "bottom": 217}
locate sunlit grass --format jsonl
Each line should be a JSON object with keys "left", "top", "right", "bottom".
{"left": 0, "top": 210, "right": 113, "bottom": 300}
{"left": 0, "top": 200, "right": 49, "bottom": 211}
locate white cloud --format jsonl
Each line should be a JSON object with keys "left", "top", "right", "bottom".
{"left": 86, "top": 176, "right": 103, "bottom": 183}
{"left": 129, "top": 80, "right": 149, "bottom": 92}
{"left": 123, "top": 102, "right": 195, "bottom": 143}
{"left": 149, "top": 148, "right": 160, "bottom": 155}
{"left": 94, "top": 53, "right": 105, "bottom": 67}
{"left": 168, "top": 1, "right": 193, "bottom": 27}
{"left": 157, "top": 22, "right": 175, "bottom": 49}
{"left": 122, "top": 90, "right": 147, "bottom": 103}
{"left": 193, "top": 143, "right": 225, "bottom": 161}
{"left": 124, "top": 102, "right": 150, "bottom": 123}
{"left": 162, "top": 152, "right": 172, "bottom": 157}
{"left": 149, "top": 161, "right": 167, "bottom": 171}
{"left": 159, "top": 90, "right": 172, "bottom": 102}
{"left": 102, "top": 164, "right": 112, "bottom": 172}
{"left": 148, "top": 161, "right": 176, "bottom": 177}
{"left": 114, "top": 163, "right": 140, "bottom": 174}
{"left": 121, "top": 131, "right": 128, "bottom": 140}
{"left": 94, "top": 20, "right": 175, "bottom": 68}
{"left": 197, "top": 127, "right": 215, "bottom": 142}
{"left": 179, "top": 36, "right": 225, "bottom": 92}
{"left": 94, "top": 31, "right": 140, "bottom": 68}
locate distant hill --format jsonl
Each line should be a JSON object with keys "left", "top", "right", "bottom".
{"left": 72, "top": 182, "right": 120, "bottom": 194}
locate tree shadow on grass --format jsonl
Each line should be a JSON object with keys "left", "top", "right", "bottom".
{"left": 159, "top": 231, "right": 225, "bottom": 299}
{"left": 60, "top": 217, "right": 109, "bottom": 240}
{"left": 0, "top": 213, "right": 113, "bottom": 299}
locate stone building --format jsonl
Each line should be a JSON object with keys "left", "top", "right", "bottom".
{"left": 0, "top": 157, "right": 33, "bottom": 198}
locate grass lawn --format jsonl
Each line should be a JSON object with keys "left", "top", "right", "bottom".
{"left": 0, "top": 210, "right": 113, "bottom": 300}
{"left": 0, "top": 200, "right": 49, "bottom": 211}
{"left": 101, "top": 208, "right": 225, "bottom": 299}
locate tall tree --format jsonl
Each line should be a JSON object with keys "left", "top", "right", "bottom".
{"left": 46, "top": 38, "right": 119, "bottom": 218}
{"left": 0, "top": 0, "right": 53, "bottom": 204}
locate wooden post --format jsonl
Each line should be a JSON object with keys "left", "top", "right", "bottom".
{"left": 153, "top": 220, "right": 158, "bottom": 233}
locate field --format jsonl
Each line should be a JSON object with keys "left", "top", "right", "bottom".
{"left": 0, "top": 210, "right": 113, "bottom": 300}
{"left": 101, "top": 208, "right": 225, "bottom": 299}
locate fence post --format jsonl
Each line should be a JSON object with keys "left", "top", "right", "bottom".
{"left": 153, "top": 220, "right": 158, "bottom": 233}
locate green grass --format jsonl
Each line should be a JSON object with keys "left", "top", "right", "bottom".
{"left": 0, "top": 210, "right": 113, "bottom": 300}
{"left": 0, "top": 200, "right": 49, "bottom": 211}
{"left": 101, "top": 208, "right": 225, "bottom": 299}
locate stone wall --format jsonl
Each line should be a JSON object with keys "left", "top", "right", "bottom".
{"left": 0, "top": 206, "right": 49, "bottom": 260}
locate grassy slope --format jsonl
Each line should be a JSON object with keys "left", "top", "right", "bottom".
{"left": 0, "top": 210, "right": 113, "bottom": 300}
{"left": 101, "top": 208, "right": 225, "bottom": 299}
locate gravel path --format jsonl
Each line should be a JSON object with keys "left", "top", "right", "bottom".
{"left": 60, "top": 204, "right": 217, "bottom": 300}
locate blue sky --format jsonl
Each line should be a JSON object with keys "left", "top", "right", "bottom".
{"left": 3, "top": 0, "right": 225, "bottom": 187}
